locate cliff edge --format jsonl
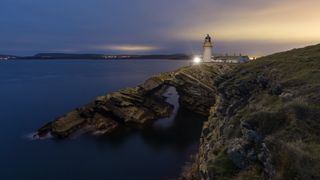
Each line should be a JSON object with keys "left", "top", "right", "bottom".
{"left": 184, "top": 44, "right": 320, "bottom": 180}
{"left": 36, "top": 44, "right": 320, "bottom": 180}
{"left": 37, "top": 63, "right": 231, "bottom": 138}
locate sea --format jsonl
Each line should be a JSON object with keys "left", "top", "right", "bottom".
{"left": 0, "top": 59, "right": 205, "bottom": 180}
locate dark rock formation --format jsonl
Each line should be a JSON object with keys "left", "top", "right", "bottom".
{"left": 37, "top": 87, "right": 174, "bottom": 138}
{"left": 37, "top": 44, "right": 320, "bottom": 180}
{"left": 138, "top": 64, "right": 233, "bottom": 116}
{"left": 37, "top": 64, "right": 231, "bottom": 138}
{"left": 183, "top": 44, "right": 320, "bottom": 180}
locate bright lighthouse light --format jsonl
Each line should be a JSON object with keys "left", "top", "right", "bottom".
{"left": 193, "top": 56, "right": 201, "bottom": 64}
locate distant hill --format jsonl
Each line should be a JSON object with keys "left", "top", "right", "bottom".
{"left": 19, "top": 53, "right": 192, "bottom": 60}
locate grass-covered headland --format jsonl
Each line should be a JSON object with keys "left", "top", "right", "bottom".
{"left": 186, "top": 44, "right": 320, "bottom": 180}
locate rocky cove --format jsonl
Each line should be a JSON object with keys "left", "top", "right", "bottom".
{"left": 36, "top": 63, "right": 232, "bottom": 139}
{"left": 36, "top": 44, "right": 320, "bottom": 180}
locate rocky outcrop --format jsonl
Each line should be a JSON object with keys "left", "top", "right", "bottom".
{"left": 37, "top": 87, "right": 174, "bottom": 138}
{"left": 139, "top": 64, "right": 233, "bottom": 116}
{"left": 183, "top": 44, "right": 320, "bottom": 180}
{"left": 37, "top": 63, "right": 231, "bottom": 138}
{"left": 37, "top": 44, "right": 320, "bottom": 180}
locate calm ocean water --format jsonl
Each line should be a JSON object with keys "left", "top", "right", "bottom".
{"left": 0, "top": 60, "right": 205, "bottom": 180}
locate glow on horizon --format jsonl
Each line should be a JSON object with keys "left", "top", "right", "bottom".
{"left": 1, "top": 0, "right": 320, "bottom": 56}
{"left": 99, "top": 44, "right": 159, "bottom": 52}
{"left": 170, "top": 0, "right": 320, "bottom": 47}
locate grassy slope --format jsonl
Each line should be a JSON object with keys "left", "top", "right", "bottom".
{"left": 207, "top": 44, "right": 320, "bottom": 179}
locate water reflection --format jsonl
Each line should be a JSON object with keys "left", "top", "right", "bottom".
{"left": 0, "top": 60, "right": 202, "bottom": 180}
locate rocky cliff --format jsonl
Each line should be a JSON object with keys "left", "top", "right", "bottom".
{"left": 183, "top": 44, "right": 320, "bottom": 180}
{"left": 37, "top": 44, "right": 320, "bottom": 180}
{"left": 37, "top": 63, "right": 231, "bottom": 138}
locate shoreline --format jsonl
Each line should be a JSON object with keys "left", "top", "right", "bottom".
{"left": 33, "top": 43, "right": 320, "bottom": 179}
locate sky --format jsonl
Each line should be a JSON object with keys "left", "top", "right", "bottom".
{"left": 1, "top": 0, "right": 320, "bottom": 56}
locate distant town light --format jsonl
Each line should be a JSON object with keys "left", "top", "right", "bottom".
{"left": 193, "top": 56, "right": 201, "bottom": 64}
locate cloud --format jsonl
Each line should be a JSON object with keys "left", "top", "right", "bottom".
{"left": 98, "top": 44, "right": 159, "bottom": 52}
{"left": 170, "top": 0, "right": 320, "bottom": 44}
{"left": 1, "top": 0, "right": 320, "bottom": 55}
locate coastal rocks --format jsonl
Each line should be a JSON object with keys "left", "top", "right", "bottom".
{"left": 37, "top": 87, "right": 174, "bottom": 138}
{"left": 139, "top": 64, "right": 233, "bottom": 116}
{"left": 186, "top": 68, "right": 279, "bottom": 179}
{"left": 172, "top": 67, "right": 217, "bottom": 116}
{"left": 96, "top": 88, "right": 174, "bottom": 124}
{"left": 91, "top": 115, "right": 118, "bottom": 135}
{"left": 138, "top": 72, "right": 174, "bottom": 92}
{"left": 37, "top": 64, "right": 232, "bottom": 138}
{"left": 227, "top": 138, "right": 251, "bottom": 169}
{"left": 50, "top": 111, "right": 87, "bottom": 138}
{"left": 35, "top": 45, "right": 320, "bottom": 179}
{"left": 188, "top": 44, "right": 320, "bottom": 180}
{"left": 279, "top": 91, "right": 294, "bottom": 100}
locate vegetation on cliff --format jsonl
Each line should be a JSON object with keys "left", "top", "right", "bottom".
{"left": 188, "top": 44, "right": 320, "bottom": 180}
{"left": 36, "top": 44, "right": 320, "bottom": 180}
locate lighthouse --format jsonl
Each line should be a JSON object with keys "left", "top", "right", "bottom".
{"left": 202, "top": 34, "right": 213, "bottom": 62}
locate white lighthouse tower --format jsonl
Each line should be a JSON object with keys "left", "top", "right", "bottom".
{"left": 202, "top": 34, "right": 213, "bottom": 62}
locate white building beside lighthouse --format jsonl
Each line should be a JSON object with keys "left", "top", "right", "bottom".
{"left": 193, "top": 34, "right": 250, "bottom": 64}
{"left": 202, "top": 34, "right": 213, "bottom": 62}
